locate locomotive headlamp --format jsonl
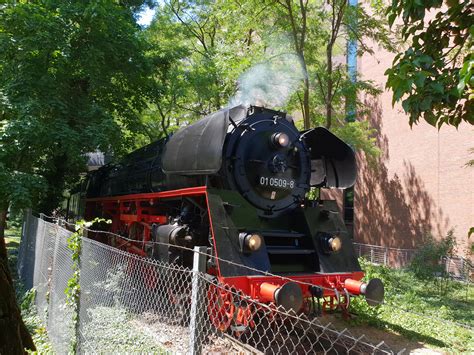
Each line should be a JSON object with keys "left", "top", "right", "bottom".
{"left": 271, "top": 132, "right": 290, "bottom": 148}
{"left": 247, "top": 234, "right": 263, "bottom": 251}
{"left": 239, "top": 232, "right": 263, "bottom": 253}
{"left": 329, "top": 236, "right": 342, "bottom": 252}
{"left": 320, "top": 233, "right": 342, "bottom": 254}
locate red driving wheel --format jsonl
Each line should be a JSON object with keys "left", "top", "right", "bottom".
{"left": 233, "top": 303, "right": 255, "bottom": 337}
{"left": 207, "top": 284, "right": 235, "bottom": 332}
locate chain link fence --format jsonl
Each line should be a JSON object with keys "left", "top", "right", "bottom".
{"left": 353, "top": 243, "right": 416, "bottom": 268}
{"left": 353, "top": 242, "right": 473, "bottom": 282}
{"left": 18, "top": 212, "right": 404, "bottom": 354}
{"left": 18, "top": 212, "right": 75, "bottom": 354}
{"left": 441, "top": 255, "right": 473, "bottom": 282}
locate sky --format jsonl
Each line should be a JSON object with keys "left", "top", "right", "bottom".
{"left": 137, "top": 6, "right": 156, "bottom": 26}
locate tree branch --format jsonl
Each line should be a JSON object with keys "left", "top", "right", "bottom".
{"left": 315, "top": 72, "right": 327, "bottom": 105}
{"left": 299, "top": 0, "right": 308, "bottom": 52}
{"left": 281, "top": 0, "right": 301, "bottom": 53}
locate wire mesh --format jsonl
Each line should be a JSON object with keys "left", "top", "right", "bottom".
{"left": 78, "top": 237, "right": 186, "bottom": 352}
{"left": 48, "top": 226, "right": 75, "bottom": 354}
{"left": 33, "top": 219, "right": 51, "bottom": 323}
{"left": 18, "top": 215, "right": 76, "bottom": 352}
{"left": 353, "top": 242, "right": 473, "bottom": 282}
{"left": 354, "top": 243, "right": 413, "bottom": 268}
{"left": 442, "top": 256, "right": 473, "bottom": 282}
{"left": 199, "top": 276, "right": 396, "bottom": 354}
{"left": 17, "top": 213, "right": 405, "bottom": 354}
{"left": 17, "top": 210, "right": 38, "bottom": 290}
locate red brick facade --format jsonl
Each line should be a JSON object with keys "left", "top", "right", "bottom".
{"left": 354, "top": 47, "right": 473, "bottom": 258}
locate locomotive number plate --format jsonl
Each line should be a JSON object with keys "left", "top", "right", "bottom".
{"left": 259, "top": 176, "right": 295, "bottom": 189}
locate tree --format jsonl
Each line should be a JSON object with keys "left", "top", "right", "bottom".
{"left": 0, "top": 0, "right": 161, "bottom": 351}
{"left": 223, "top": 0, "right": 390, "bottom": 158}
{"left": 385, "top": 0, "right": 473, "bottom": 127}
{"left": 147, "top": 0, "right": 393, "bottom": 146}
{"left": 140, "top": 0, "right": 269, "bottom": 137}
{"left": 139, "top": 4, "right": 199, "bottom": 140}
{"left": 271, "top": 0, "right": 394, "bottom": 130}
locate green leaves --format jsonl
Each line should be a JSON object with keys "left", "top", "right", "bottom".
{"left": 458, "top": 53, "right": 473, "bottom": 99}
{"left": 385, "top": 0, "right": 473, "bottom": 128}
{"left": 0, "top": 1, "right": 157, "bottom": 214}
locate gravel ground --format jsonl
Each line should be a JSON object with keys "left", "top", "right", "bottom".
{"left": 134, "top": 311, "right": 243, "bottom": 354}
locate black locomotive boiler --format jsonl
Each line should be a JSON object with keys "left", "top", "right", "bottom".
{"left": 80, "top": 105, "right": 384, "bottom": 330}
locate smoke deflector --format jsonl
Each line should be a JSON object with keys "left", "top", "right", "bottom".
{"left": 302, "top": 127, "right": 356, "bottom": 188}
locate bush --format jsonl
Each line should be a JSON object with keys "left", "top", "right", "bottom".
{"left": 408, "top": 230, "right": 456, "bottom": 280}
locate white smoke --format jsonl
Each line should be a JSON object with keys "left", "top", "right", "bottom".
{"left": 228, "top": 53, "right": 306, "bottom": 108}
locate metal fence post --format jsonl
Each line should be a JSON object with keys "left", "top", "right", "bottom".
{"left": 189, "top": 246, "right": 207, "bottom": 355}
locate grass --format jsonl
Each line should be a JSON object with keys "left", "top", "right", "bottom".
{"left": 81, "top": 306, "right": 164, "bottom": 353}
{"left": 5, "top": 226, "right": 53, "bottom": 354}
{"left": 350, "top": 258, "right": 474, "bottom": 353}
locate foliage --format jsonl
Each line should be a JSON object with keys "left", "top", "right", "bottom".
{"left": 81, "top": 306, "right": 163, "bottom": 352}
{"left": 351, "top": 258, "right": 474, "bottom": 352}
{"left": 0, "top": 0, "right": 160, "bottom": 217}
{"left": 142, "top": 0, "right": 392, "bottom": 160}
{"left": 65, "top": 222, "right": 83, "bottom": 353}
{"left": 140, "top": 0, "right": 268, "bottom": 137}
{"left": 20, "top": 290, "right": 53, "bottom": 354}
{"left": 385, "top": 0, "right": 473, "bottom": 127}
{"left": 331, "top": 120, "right": 381, "bottom": 160}
{"left": 65, "top": 218, "right": 110, "bottom": 353}
{"left": 408, "top": 230, "right": 456, "bottom": 280}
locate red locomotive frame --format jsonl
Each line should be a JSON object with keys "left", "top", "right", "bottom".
{"left": 85, "top": 185, "right": 368, "bottom": 330}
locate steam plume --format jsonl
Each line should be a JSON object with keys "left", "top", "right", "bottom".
{"left": 228, "top": 53, "right": 306, "bottom": 108}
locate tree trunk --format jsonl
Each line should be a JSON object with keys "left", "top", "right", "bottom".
{"left": 326, "top": 45, "right": 333, "bottom": 129}
{"left": 297, "top": 51, "right": 310, "bottom": 129}
{"left": 0, "top": 207, "right": 36, "bottom": 354}
{"left": 303, "top": 76, "right": 310, "bottom": 130}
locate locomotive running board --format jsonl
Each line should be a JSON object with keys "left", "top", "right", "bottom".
{"left": 85, "top": 186, "right": 208, "bottom": 202}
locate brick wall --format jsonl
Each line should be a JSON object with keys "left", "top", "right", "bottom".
{"left": 354, "top": 46, "right": 474, "bottom": 258}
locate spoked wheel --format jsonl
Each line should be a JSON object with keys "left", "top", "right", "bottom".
{"left": 233, "top": 300, "right": 255, "bottom": 338}
{"left": 208, "top": 283, "right": 236, "bottom": 332}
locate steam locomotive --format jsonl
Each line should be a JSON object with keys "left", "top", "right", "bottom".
{"left": 77, "top": 105, "right": 383, "bottom": 330}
